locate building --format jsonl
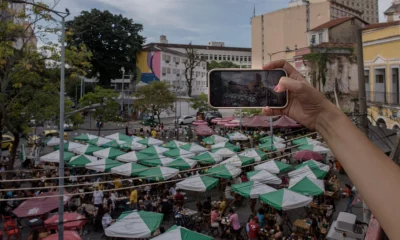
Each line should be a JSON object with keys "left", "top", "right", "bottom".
{"left": 384, "top": 0, "right": 400, "bottom": 22}
{"left": 252, "top": 0, "right": 363, "bottom": 69}
{"left": 146, "top": 35, "right": 252, "bottom": 68}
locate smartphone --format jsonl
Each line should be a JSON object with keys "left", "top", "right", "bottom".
{"left": 208, "top": 69, "right": 288, "bottom": 109}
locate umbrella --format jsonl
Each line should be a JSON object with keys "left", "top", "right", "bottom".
{"left": 246, "top": 170, "right": 282, "bottom": 185}
{"left": 138, "top": 166, "right": 179, "bottom": 181}
{"left": 152, "top": 225, "right": 213, "bottom": 240}
{"left": 289, "top": 176, "right": 325, "bottom": 196}
{"left": 163, "top": 140, "right": 187, "bottom": 149}
{"left": 43, "top": 231, "right": 82, "bottom": 240}
{"left": 105, "top": 210, "right": 163, "bottom": 238}
{"left": 211, "top": 118, "right": 222, "bottom": 123}
{"left": 192, "top": 120, "right": 208, "bottom": 126}
{"left": 163, "top": 148, "right": 196, "bottom": 158}
{"left": 137, "top": 137, "right": 164, "bottom": 146}
{"left": 227, "top": 132, "right": 248, "bottom": 141}
{"left": 116, "top": 151, "right": 151, "bottom": 163}
{"left": 131, "top": 135, "right": 144, "bottom": 142}
{"left": 219, "top": 155, "right": 255, "bottom": 167}
{"left": 292, "top": 137, "right": 321, "bottom": 146}
{"left": 211, "top": 148, "right": 237, "bottom": 158}
{"left": 105, "top": 133, "right": 131, "bottom": 141}
{"left": 243, "top": 115, "right": 270, "bottom": 128}
{"left": 88, "top": 137, "right": 113, "bottom": 147}
{"left": 259, "top": 142, "right": 286, "bottom": 151}
{"left": 54, "top": 142, "right": 85, "bottom": 151}
{"left": 139, "top": 154, "right": 175, "bottom": 167}
{"left": 166, "top": 157, "right": 197, "bottom": 170}
{"left": 254, "top": 160, "right": 291, "bottom": 174}
{"left": 211, "top": 142, "right": 240, "bottom": 151}
{"left": 139, "top": 145, "right": 169, "bottom": 156}
{"left": 73, "top": 133, "right": 98, "bottom": 142}
{"left": 110, "top": 162, "right": 149, "bottom": 176}
{"left": 259, "top": 189, "right": 312, "bottom": 211}
{"left": 176, "top": 175, "right": 219, "bottom": 192}
{"left": 39, "top": 150, "right": 75, "bottom": 163}
{"left": 180, "top": 143, "right": 207, "bottom": 153}
{"left": 44, "top": 137, "right": 60, "bottom": 146}
{"left": 202, "top": 135, "right": 229, "bottom": 145}
{"left": 85, "top": 158, "right": 123, "bottom": 172}
{"left": 294, "top": 150, "right": 323, "bottom": 161}
{"left": 92, "top": 147, "right": 125, "bottom": 159}
{"left": 273, "top": 116, "right": 302, "bottom": 128}
{"left": 67, "top": 155, "right": 98, "bottom": 167}
{"left": 232, "top": 181, "right": 277, "bottom": 199}
{"left": 289, "top": 160, "right": 329, "bottom": 179}
{"left": 195, "top": 125, "right": 215, "bottom": 136}
{"left": 191, "top": 152, "right": 223, "bottom": 165}
{"left": 298, "top": 145, "right": 330, "bottom": 154}
{"left": 206, "top": 164, "right": 242, "bottom": 179}
{"left": 259, "top": 135, "right": 285, "bottom": 143}
{"left": 13, "top": 192, "right": 71, "bottom": 218}
{"left": 71, "top": 145, "right": 103, "bottom": 155}
{"left": 239, "top": 149, "right": 267, "bottom": 162}
{"left": 120, "top": 141, "right": 147, "bottom": 151}
{"left": 224, "top": 120, "right": 240, "bottom": 127}
{"left": 45, "top": 212, "right": 85, "bottom": 231}
{"left": 101, "top": 139, "right": 127, "bottom": 149}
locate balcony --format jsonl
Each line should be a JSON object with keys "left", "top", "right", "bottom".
{"left": 366, "top": 91, "right": 400, "bottom": 105}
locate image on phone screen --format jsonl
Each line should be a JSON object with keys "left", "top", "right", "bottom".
{"left": 209, "top": 70, "right": 287, "bottom": 108}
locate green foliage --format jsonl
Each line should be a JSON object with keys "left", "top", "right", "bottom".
{"left": 207, "top": 61, "right": 240, "bottom": 70}
{"left": 234, "top": 108, "right": 263, "bottom": 117}
{"left": 79, "top": 86, "right": 119, "bottom": 122}
{"left": 133, "top": 81, "right": 176, "bottom": 122}
{"left": 189, "top": 93, "right": 215, "bottom": 113}
{"left": 66, "top": 9, "right": 145, "bottom": 86}
{"left": 303, "top": 52, "right": 328, "bottom": 88}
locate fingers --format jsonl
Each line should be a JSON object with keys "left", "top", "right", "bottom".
{"left": 262, "top": 60, "right": 297, "bottom": 76}
{"left": 275, "top": 77, "right": 306, "bottom": 93}
{"left": 263, "top": 107, "right": 284, "bottom": 117}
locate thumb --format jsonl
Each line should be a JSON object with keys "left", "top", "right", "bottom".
{"left": 274, "top": 77, "right": 307, "bottom": 93}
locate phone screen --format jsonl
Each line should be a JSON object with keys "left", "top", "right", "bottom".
{"left": 208, "top": 69, "right": 287, "bottom": 108}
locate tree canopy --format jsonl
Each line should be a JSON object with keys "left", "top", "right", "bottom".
{"left": 207, "top": 60, "right": 240, "bottom": 70}
{"left": 190, "top": 93, "right": 215, "bottom": 113}
{"left": 66, "top": 9, "right": 145, "bottom": 86}
{"left": 79, "top": 86, "right": 119, "bottom": 122}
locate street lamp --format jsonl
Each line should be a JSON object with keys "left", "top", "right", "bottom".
{"left": 121, "top": 67, "right": 125, "bottom": 113}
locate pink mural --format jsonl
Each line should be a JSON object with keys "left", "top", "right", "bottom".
{"left": 151, "top": 51, "right": 161, "bottom": 79}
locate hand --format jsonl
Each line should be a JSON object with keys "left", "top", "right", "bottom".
{"left": 262, "top": 60, "right": 335, "bottom": 130}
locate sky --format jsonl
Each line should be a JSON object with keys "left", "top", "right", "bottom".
{"left": 43, "top": 0, "right": 393, "bottom": 48}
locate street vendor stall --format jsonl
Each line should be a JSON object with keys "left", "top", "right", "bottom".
{"left": 176, "top": 175, "right": 219, "bottom": 192}
{"left": 191, "top": 152, "right": 223, "bottom": 165}
{"left": 151, "top": 225, "right": 213, "bottom": 240}
{"left": 232, "top": 181, "right": 277, "bottom": 199}
{"left": 259, "top": 189, "right": 312, "bottom": 211}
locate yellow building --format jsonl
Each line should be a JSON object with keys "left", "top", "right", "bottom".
{"left": 363, "top": 14, "right": 400, "bottom": 129}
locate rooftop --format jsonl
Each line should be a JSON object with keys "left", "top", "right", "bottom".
{"left": 314, "top": 42, "right": 356, "bottom": 48}
{"left": 384, "top": 2, "right": 400, "bottom": 15}
{"left": 363, "top": 20, "right": 400, "bottom": 30}
{"left": 144, "top": 43, "right": 251, "bottom": 52}
{"left": 309, "top": 16, "right": 367, "bottom": 32}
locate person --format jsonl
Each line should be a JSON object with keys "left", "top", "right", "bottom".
{"left": 203, "top": 196, "right": 212, "bottom": 214}
{"left": 256, "top": 208, "right": 265, "bottom": 228}
{"left": 93, "top": 187, "right": 103, "bottom": 208}
{"left": 225, "top": 182, "right": 234, "bottom": 201}
{"left": 151, "top": 128, "right": 157, "bottom": 138}
{"left": 113, "top": 177, "right": 122, "bottom": 189}
{"left": 274, "top": 225, "right": 283, "bottom": 240}
{"left": 344, "top": 183, "right": 354, "bottom": 213}
{"left": 210, "top": 207, "right": 221, "bottom": 228}
{"left": 247, "top": 216, "right": 260, "bottom": 240}
{"left": 263, "top": 59, "right": 400, "bottom": 239}
{"left": 236, "top": 141, "right": 241, "bottom": 150}
{"left": 178, "top": 126, "right": 183, "bottom": 137}
{"left": 130, "top": 188, "right": 138, "bottom": 209}
{"left": 275, "top": 210, "right": 284, "bottom": 226}
{"left": 169, "top": 184, "right": 177, "bottom": 196}
{"left": 240, "top": 172, "right": 249, "bottom": 182}
{"left": 125, "top": 125, "right": 129, "bottom": 135}
{"left": 139, "top": 127, "right": 144, "bottom": 137}
{"left": 174, "top": 189, "right": 184, "bottom": 206}
{"left": 226, "top": 208, "right": 241, "bottom": 236}
{"left": 101, "top": 208, "right": 113, "bottom": 230}
{"left": 219, "top": 196, "right": 226, "bottom": 213}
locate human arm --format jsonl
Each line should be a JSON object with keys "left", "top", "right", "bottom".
{"left": 263, "top": 60, "right": 400, "bottom": 239}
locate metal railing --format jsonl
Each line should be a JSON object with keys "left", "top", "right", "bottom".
{"left": 366, "top": 91, "right": 400, "bottom": 105}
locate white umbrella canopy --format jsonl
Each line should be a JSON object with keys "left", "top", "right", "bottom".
{"left": 259, "top": 189, "right": 313, "bottom": 211}
{"left": 45, "top": 137, "right": 60, "bottom": 146}
{"left": 92, "top": 137, "right": 113, "bottom": 147}
{"left": 176, "top": 175, "right": 219, "bottom": 192}
{"left": 232, "top": 181, "right": 277, "bottom": 199}
{"left": 288, "top": 161, "right": 330, "bottom": 179}
{"left": 228, "top": 132, "right": 248, "bottom": 141}
{"left": 211, "top": 148, "right": 237, "bottom": 158}
{"left": 116, "top": 151, "right": 150, "bottom": 163}
{"left": 246, "top": 170, "right": 282, "bottom": 185}
{"left": 39, "top": 150, "right": 75, "bottom": 163}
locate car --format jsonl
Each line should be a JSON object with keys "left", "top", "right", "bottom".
{"left": 139, "top": 115, "right": 160, "bottom": 127}
{"left": 205, "top": 111, "right": 222, "bottom": 123}
{"left": 43, "top": 130, "right": 68, "bottom": 140}
{"left": 1, "top": 134, "right": 14, "bottom": 150}
{"left": 175, "top": 115, "right": 196, "bottom": 125}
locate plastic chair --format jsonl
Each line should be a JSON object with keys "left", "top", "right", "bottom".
{"left": 2, "top": 216, "right": 17, "bottom": 228}
{"left": 4, "top": 224, "right": 18, "bottom": 240}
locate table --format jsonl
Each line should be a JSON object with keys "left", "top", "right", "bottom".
{"left": 179, "top": 208, "right": 197, "bottom": 216}
{"left": 293, "top": 219, "right": 311, "bottom": 231}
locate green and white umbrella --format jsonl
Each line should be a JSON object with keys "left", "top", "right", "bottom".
{"left": 219, "top": 155, "right": 255, "bottom": 167}
{"left": 85, "top": 158, "right": 123, "bottom": 172}
{"left": 292, "top": 137, "right": 321, "bottom": 146}
{"left": 116, "top": 151, "right": 150, "bottom": 163}
{"left": 239, "top": 149, "right": 268, "bottom": 162}
{"left": 39, "top": 150, "right": 75, "bottom": 163}
{"left": 259, "top": 189, "right": 312, "bottom": 211}
{"left": 138, "top": 154, "right": 175, "bottom": 167}
{"left": 298, "top": 144, "right": 330, "bottom": 154}
{"left": 289, "top": 176, "right": 325, "bottom": 196}
{"left": 137, "top": 137, "right": 164, "bottom": 146}
{"left": 71, "top": 145, "right": 103, "bottom": 155}
{"left": 101, "top": 139, "right": 127, "bottom": 149}
{"left": 67, "top": 154, "right": 98, "bottom": 167}
{"left": 44, "top": 137, "right": 60, "bottom": 146}
{"left": 163, "top": 148, "right": 195, "bottom": 158}
{"left": 211, "top": 148, "right": 237, "bottom": 158}
{"left": 138, "top": 166, "right": 179, "bottom": 181}
{"left": 166, "top": 157, "right": 197, "bottom": 170}
{"left": 54, "top": 142, "right": 85, "bottom": 151}
{"left": 176, "top": 175, "right": 219, "bottom": 192}
{"left": 92, "top": 147, "right": 125, "bottom": 159}
{"left": 232, "top": 181, "right": 277, "bottom": 199}
{"left": 206, "top": 164, "right": 242, "bottom": 179}
{"left": 88, "top": 137, "right": 113, "bottom": 147}
{"left": 254, "top": 160, "right": 291, "bottom": 174}
{"left": 131, "top": 135, "right": 144, "bottom": 142}
{"left": 202, "top": 135, "right": 229, "bottom": 145}
{"left": 163, "top": 140, "right": 187, "bottom": 149}
{"left": 211, "top": 142, "right": 240, "bottom": 152}
{"left": 110, "top": 162, "right": 149, "bottom": 176}
{"left": 73, "top": 133, "right": 98, "bottom": 142}
{"left": 289, "top": 160, "right": 329, "bottom": 179}
{"left": 139, "top": 145, "right": 169, "bottom": 156}
{"left": 180, "top": 143, "right": 207, "bottom": 153}
{"left": 120, "top": 141, "right": 147, "bottom": 151}
{"left": 152, "top": 225, "right": 213, "bottom": 240}
{"left": 259, "top": 135, "right": 285, "bottom": 144}
{"left": 228, "top": 132, "right": 248, "bottom": 141}
{"left": 259, "top": 142, "right": 286, "bottom": 151}
{"left": 246, "top": 170, "right": 282, "bottom": 185}
{"left": 191, "top": 152, "right": 223, "bottom": 165}
{"left": 105, "top": 210, "right": 163, "bottom": 238}
{"left": 105, "top": 133, "right": 131, "bottom": 141}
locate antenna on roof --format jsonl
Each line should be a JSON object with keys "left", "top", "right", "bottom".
{"left": 251, "top": 4, "right": 256, "bottom": 24}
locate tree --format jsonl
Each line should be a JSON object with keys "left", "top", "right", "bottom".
{"left": 79, "top": 86, "right": 119, "bottom": 122}
{"left": 235, "top": 108, "right": 263, "bottom": 117}
{"left": 189, "top": 93, "right": 215, "bottom": 113}
{"left": 66, "top": 9, "right": 145, "bottom": 86}
{"left": 133, "top": 81, "right": 176, "bottom": 123}
{"left": 184, "top": 46, "right": 203, "bottom": 97}
{"left": 207, "top": 60, "right": 240, "bottom": 70}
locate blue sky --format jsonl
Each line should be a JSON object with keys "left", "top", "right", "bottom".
{"left": 44, "top": 0, "right": 392, "bottom": 48}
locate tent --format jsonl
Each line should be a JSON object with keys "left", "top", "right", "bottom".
{"left": 54, "top": 142, "right": 85, "bottom": 151}
{"left": 239, "top": 149, "right": 267, "bottom": 162}
{"left": 138, "top": 155, "right": 175, "bottom": 167}
{"left": 219, "top": 155, "right": 255, "bottom": 167}
{"left": 92, "top": 147, "right": 125, "bottom": 159}
{"left": 137, "top": 137, "right": 164, "bottom": 146}
{"left": 289, "top": 160, "right": 330, "bottom": 179}
{"left": 131, "top": 136, "right": 144, "bottom": 142}
{"left": 289, "top": 176, "right": 325, "bottom": 196}
{"left": 195, "top": 125, "right": 215, "bottom": 136}
{"left": 163, "top": 140, "right": 187, "bottom": 149}
{"left": 259, "top": 142, "right": 286, "bottom": 151}
{"left": 163, "top": 148, "right": 196, "bottom": 158}
{"left": 105, "top": 133, "right": 131, "bottom": 141}
{"left": 139, "top": 145, "right": 169, "bottom": 156}
{"left": 44, "top": 137, "right": 60, "bottom": 146}
{"left": 206, "top": 164, "right": 242, "bottom": 179}
{"left": 211, "top": 148, "right": 237, "bottom": 158}
{"left": 211, "top": 142, "right": 240, "bottom": 151}
{"left": 191, "top": 152, "right": 223, "bottom": 165}
{"left": 192, "top": 120, "right": 208, "bottom": 126}
{"left": 232, "top": 181, "right": 277, "bottom": 199}
{"left": 120, "top": 141, "right": 147, "bottom": 151}
{"left": 88, "top": 137, "right": 113, "bottom": 147}
{"left": 44, "top": 212, "right": 85, "bottom": 231}
{"left": 259, "top": 189, "right": 312, "bottom": 211}
{"left": 294, "top": 150, "right": 323, "bottom": 161}
{"left": 105, "top": 210, "right": 163, "bottom": 238}
{"left": 273, "top": 116, "right": 302, "bottom": 128}
{"left": 151, "top": 225, "right": 213, "bottom": 240}
{"left": 116, "top": 151, "right": 150, "bottom": 163}
{"left": 292, "top": 137, "right": 321, "bottom": 146}
{"left": 202, "top": 135, "right": 228, "bottom": 145}
{"left": 243, "top": 115, "right": 270, "bottom": 128}
{"left": 138, "top": 166, "right": 179, "bottom": 181}
{"left": 67, "top": 155, "right": 98, "bottom": 167}
{"left": 166, "top": 157, "right": 197, "bottom": 170}
{"left": 298, "top": 145, "right": 330, "bottom": 154}
{"left": 110, "top": 162, "right": 150, "bottom": 176}
{"left": 228, "top": 132, "right": 248, "bottom": 141}
{"left": 101, "top": 139, "right": 127, "bottom": 149}
{"left": 176, "top": 175, "right": 219, "bottom": 192}
{"left": 71, "top": 145, "right": 103, "bottom": 155}
{"left": 259, "top": 135, "right": 285, "bottom": 144}
{"left": 246, "top": 170, "right": 282, "bottom": 185}
{"left": 180, "top": 143, "right": 207, "bottom": 153}
{"left": 39, "top": 150, "right": 75, "bottom": 163}
{"left": 73, "top": 133, "right": 98, "bottom": 142}
{"left": 254, "top": 160, "right": 291, "bottom": 174}
{"left": 85, "top": 158, "right": 123, "bottom": 172}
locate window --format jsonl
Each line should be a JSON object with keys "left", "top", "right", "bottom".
{"left": 375, "top": 73, "right": 384, "bottom": 83}
{"left": 223, "top": 55, "right": 226, "bottom": 61}
{"left": 236, "top": 56, "right": 239, "bottom": 61}
{"left": 240, "top": 56, "right": 243, "bottom": 62}
{"left": 249, "top": 56, "right": 252, "bottom": 62}
{"left": 364, "top": 69, "right": 370, "bottom": 83}
{"left": 162, "top": 54, "right": 166, "bottom": 60}
{"left": 244, "top": 56, "right": 248, "bottom": 62}
{"left": 205, "top": 55, "right": 209, "bottom": 60}
{"left": 162, "top": 67, "right": 166, "bottom": 75}
{"left": 392, "top": 68, "right": 399, "bottom": 84}
{"left": 319, "top": 33, "right": 323, "bottom": 43}
{"left": 219, "top": 55, "right": 222, "bottom": 60}
{"left": 311, "top": 35, "right": 316, "bottom": 44}
{"left": 167, "top": 68, "right": 171, "bottom": 74}
{"left": 165, "top": 55, "right": 171, "bottom": 62}
{"left": 227, "top": 55, "right": 231, "bottom": 61}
